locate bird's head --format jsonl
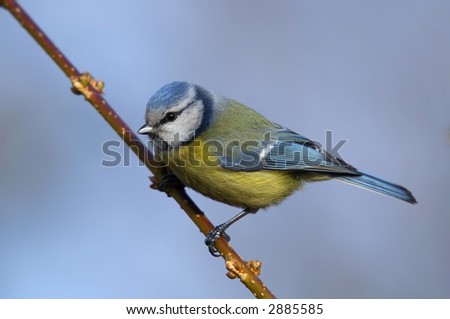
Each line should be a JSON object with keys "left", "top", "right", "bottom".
{"left": 138, "top": 81, "right": 215, "bottom": 152}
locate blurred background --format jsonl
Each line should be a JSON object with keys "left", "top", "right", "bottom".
{"left": 0, "top": 0, "right": 449, "bottom": 298}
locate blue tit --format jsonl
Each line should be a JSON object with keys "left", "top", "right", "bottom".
{"left": 138, "top": 81, "right": 416, "bottom": 255}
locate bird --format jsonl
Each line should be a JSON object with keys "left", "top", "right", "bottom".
{"left": 138, "top": 81, "right": 417, "bottom": 256}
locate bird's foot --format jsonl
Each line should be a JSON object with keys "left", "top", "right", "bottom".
{"left": 205, "top": 224, "right": 231, "bottom": 257}
{"left": 150, "top": 173, "right": 184, "bottom": 195}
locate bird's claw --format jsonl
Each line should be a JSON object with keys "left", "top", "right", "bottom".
{"left": 205, "top": 224, "right": 231, "bottom": 257}
{"left": 150, "top": 174, "right": 184, "bottom": 194}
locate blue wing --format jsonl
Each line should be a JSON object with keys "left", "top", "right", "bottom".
{"left": 220, "top": 125, "right": 358, "bottom": 176}
{"left": 218, "top": 125, "right": 417, "bottom": 204}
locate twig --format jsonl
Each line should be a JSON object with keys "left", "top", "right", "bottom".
{"left": 0, "top": 0, "right": 276, "bottom": 299}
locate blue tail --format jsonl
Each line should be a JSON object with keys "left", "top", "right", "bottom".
{"left": 336, "top": 172, "right": 417, "bottom": 204}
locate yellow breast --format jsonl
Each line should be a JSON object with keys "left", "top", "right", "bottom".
{"left": 164, "top": 137, "right": 305, "bottom": 209}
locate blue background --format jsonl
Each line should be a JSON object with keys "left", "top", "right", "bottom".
{"left": 1, "top": 0, "right": 449, "bottom": 298}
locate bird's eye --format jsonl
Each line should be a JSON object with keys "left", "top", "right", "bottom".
{"left": 164, "top": 112, "right": 177, "bottom": 122}
{"left": 160, "top": 110, "right": 182, "bottom": 126}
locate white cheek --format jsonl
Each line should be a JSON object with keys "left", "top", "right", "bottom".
{"left": 160, "top": 103, "right": 203, "bottom": 146}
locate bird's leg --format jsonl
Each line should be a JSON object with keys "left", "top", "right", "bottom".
{"left": 205, "top": 208, "right": 258, "bottom": 257}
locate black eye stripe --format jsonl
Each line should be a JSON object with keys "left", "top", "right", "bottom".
{"left": 160, "top": 110, "right": 181, "bottom": 125}
{"left": 160, "top": 100, "right": 197, "bottom": 125}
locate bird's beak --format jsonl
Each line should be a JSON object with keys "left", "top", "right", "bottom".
{"left": 138, "top": 124, "right": 153, "bottom": 135}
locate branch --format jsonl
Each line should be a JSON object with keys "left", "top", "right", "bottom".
{"left": 1, "top": 0, "right": 276, "bottom": 299}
